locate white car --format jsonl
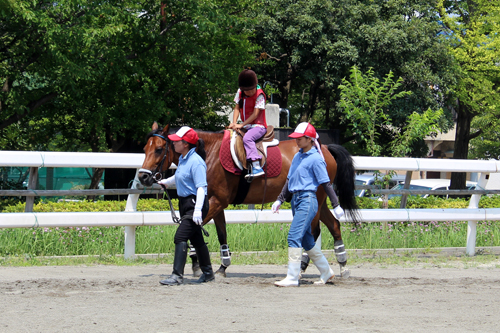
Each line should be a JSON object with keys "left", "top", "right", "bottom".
{"left": 355, "top": 174, "right": 406, "bottom": 198}
{"left": 388, "top": 179, "right": 477, "bottom": 199}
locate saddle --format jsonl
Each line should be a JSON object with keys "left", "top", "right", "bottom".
{"left": 231, "top": 126, "right": 279, "bottom": 170}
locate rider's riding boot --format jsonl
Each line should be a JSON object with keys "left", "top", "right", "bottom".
{"left": 275, "top": 247, "right": 302, "bottom": 287}
{"left": 306, "top": 246, "right": 335, "bottom": 285}
{"left": 245, "top": 161, "right": 265, "bottom": 179}
{"left": 160, "top": 242, "right": 188, "bottom": 286}
{"left": 191, "top": 243, "right": 215, "bottom": 284}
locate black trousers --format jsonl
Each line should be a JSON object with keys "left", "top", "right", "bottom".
{"left": 173, "top": 194, "right": 209, "bottom": 248}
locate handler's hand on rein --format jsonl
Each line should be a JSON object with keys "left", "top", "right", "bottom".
{"left": 193, "top": 210, "right": 203, "bottom": 225}
{"left": 158, "top": 176, "right": 175, "bottom": 188}
{"left": 271, "top": 200, "right": 282, "bottom": 214}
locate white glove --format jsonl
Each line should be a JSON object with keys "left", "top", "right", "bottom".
{"left": 271, "top": 200, "right": 282, "bottom": 214}
{"left": 333, "top": 205, "right": 344, "bottom": 220}
{"left": 193, "top": 209, "right": 203, "bottom": 225}
{"left": 157, "top": 176, "right": 175, "bottom": 188}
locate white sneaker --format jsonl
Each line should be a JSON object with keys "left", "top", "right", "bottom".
{"left": 333, "top": 205, "right": 344, "bottom": 220}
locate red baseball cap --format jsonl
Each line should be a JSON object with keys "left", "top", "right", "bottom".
{"left": 168, "top": 126, "right": 199, "bottom": 144}
{"left": 288, "top": 122, "right": 317, "bottom": 139}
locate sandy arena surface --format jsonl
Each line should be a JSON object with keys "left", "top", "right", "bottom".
{"left": 1, "top": 262, "right": 500, "bottom": 332}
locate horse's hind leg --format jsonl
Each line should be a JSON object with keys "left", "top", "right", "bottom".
{"left": 300, "top": 218, "right": 321, "bottom": 274}
{"left": 188, "top": 242, "right": 202, "bottom": 277}
{"left": 213, "top": 210, "right": 231, "bottom": 277}
{"left": 320, "top": 203, "right": 350, "bottom": 278}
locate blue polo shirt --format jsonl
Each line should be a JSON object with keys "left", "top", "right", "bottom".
{"left": 287, "top": 147, "right": 330, "bottom": 192}
{"left": 175, "top": 148, "right": 208, "bottom": 197}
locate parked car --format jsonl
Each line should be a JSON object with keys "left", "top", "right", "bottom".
{"left": 355, "top": 173, "right": 406, "bottom": 198}
{"left": 388, "top": 179, "right": 477, "bottom": 199}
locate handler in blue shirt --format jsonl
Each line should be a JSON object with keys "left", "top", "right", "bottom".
{"left": 158, "top": 126, "right": 214, "bottom": 285}
{"left": 272, "top": 122, "right": 344, "bottom": 287}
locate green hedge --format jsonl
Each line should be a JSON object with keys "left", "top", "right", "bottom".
{"left": 2, "top": 195, "right": 500, "bottom": 213}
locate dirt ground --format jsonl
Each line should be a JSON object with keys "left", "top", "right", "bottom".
{"left": 1, "top": 262, "right": 500, "bottom": 333}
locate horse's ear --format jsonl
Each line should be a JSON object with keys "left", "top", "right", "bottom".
{"left": 152, "top": 122, "right": 158, "bottom": 131}
{"left": 162, "top": 124, "right": 169, "bottom": 134}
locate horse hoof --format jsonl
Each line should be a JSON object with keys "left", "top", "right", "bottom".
{"left": 192, "top": 263, "right": 202, "bottom": 278}
{"left": 215, "top": 265, "right": 227, "bottom": 278}
{"left": 340, "top": 266, "right": 351, "bottom": 279}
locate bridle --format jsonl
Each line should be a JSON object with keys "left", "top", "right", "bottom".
{"left": 138, "top": 133, "right": 170, "bottom": 181}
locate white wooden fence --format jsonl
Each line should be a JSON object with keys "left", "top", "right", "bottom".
{"left": 1, "top": 150, "right": 499, "bottom": 258}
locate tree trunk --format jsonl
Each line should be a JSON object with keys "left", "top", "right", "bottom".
{"left": 450, "top": 101, "right": 474, "bottom": 190}
{"left": 325, "top": 90, "right": 330, "bottom": 126}
{"left": 86, "top": 168, "right": 105, "bottom": 202}
{"left": 279, "top": 63, "right": 293, "bottom": 108}
{"left": 306, "top": 80, "right": 319, "bottom": 121}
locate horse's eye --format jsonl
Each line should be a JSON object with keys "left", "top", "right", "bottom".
{"left": 155, "top": 148, "right": 164, "bottom": 154}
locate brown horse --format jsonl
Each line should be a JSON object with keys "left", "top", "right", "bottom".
{"left": 138, "top": 122, "right": 360, "bottom": 277}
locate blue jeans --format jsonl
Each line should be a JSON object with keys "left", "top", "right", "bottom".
{"left": 288, "top": 191, "right": 318, "bottom": 251}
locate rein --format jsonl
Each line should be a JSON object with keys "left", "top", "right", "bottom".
{"left": 159, "top": 183, "right": 209, "bottom": 237}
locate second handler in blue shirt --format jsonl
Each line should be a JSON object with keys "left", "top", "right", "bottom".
{"left": 272, "top": 122, "right": 344, "bottom": 287}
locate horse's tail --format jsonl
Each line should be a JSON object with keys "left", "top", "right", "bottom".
{"left": 327, "top": 144, "right": 361, "bottom": 224}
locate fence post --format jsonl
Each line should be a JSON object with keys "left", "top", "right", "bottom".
{"left": 25, "top": 167, "right": 38, "bottom": 212}
{"left": 124, "top": 169, "right": 141, "bottom": 259}
{"left": 466, "top": 172, "right": 489, "bottom": 256}
{"left": 399, "top": 171, "right": 413, "bottom": 209}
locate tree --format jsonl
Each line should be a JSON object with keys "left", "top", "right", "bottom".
{"left": 1, "top": 0, "right": 256, "bottom": 196}
{"left": 251, "top": 0, "right": 456, "bottom": 157}
{"left": 437, "top": 0, "right": 500, "bottom": 189}
{"left": 339, "top": 66, "right": 443, "bottom": 157}
{"left": 1, "top": 0, "right": 256, "bottom": 152}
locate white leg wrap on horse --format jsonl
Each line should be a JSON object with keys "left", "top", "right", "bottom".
{"left": 189, "top": 244, "right": 197, "bottom": 257}
{"left": 275, "top": 247, "right": 301, "bottom": 287}
{"left": 306, "top": 247, "right": 334, "bottom": 285}
{"left": 334, "top": 240, "right": 347, "bottom": 263}
{"left": 220, "top": 244, "right": 231, "bottom": 267}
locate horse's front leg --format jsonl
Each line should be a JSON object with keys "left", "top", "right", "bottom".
{"left": 319, "top": 203, "right": 350, "bottom": 278}
{"left": 202, "top": 197, "right": 231, "bottom": 277}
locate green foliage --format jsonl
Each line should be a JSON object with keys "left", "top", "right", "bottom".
{"left": 2, "top": 196, "right": 500, "bottom": 257}
{"left": 391, "top": 108, "right": 444, "bottom": 157}
{"left": 4, "top": 195, "right": 500, "bottom": 213}
{"left": 469, "top": 108, "right": 500, "bottom": 160}
{"left": 1, "top": 0, "right": 257, "bottom": 152}
{"left": 339, "top": 66, "right": 412, "bottom": 156}
{"left": 253, "top": 0, "right": 455, "bottom": 157}
{"left": 437, "top": 0, "right": 500, "bottom": 161}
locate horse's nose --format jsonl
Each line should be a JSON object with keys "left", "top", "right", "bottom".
{"left": 138, "top": 172, "right": 151, "bottom": 185}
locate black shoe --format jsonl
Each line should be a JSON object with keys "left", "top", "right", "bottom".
{"left": 160, "top": 242, "right": 188, "bottom": 286}
{"left": 191, "top": 243, "right": 215, "bottom": 284}
{"left": 160, "top": 274, "right": 183, "bottom": 286}
{"left": 192, "top": 274, "right": 214, "bottom": 284}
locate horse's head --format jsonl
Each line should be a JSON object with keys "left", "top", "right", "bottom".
{"left": 138, "top": 122, "right": 177, "bottom": 187}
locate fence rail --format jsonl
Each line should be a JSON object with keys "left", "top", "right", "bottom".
{"left": 1, "top": 150, "right": 499, "bottom": 259}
